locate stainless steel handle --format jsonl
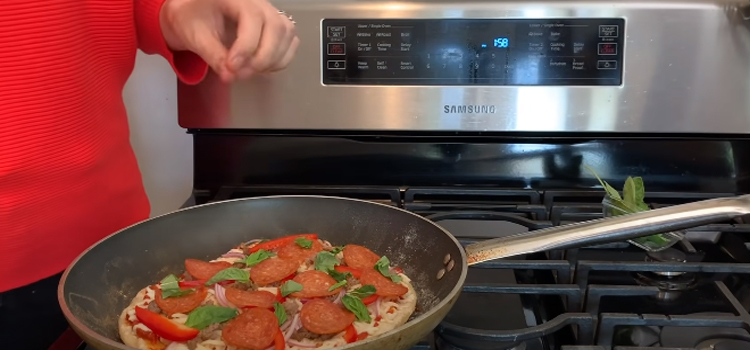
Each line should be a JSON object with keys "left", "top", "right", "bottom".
{"left": 464, "top": 194, "right": 750, "bottom": 265}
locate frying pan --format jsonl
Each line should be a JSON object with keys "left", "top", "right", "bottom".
{"left": 58, "top": 194, "right": 750, "bottom": 350}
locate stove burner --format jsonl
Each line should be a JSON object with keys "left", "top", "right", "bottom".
{"left": 634, "top": 248, "right": 696, "bottom": 300}
{"left": 696, "top": 338, "right": 750, "bottom": 350}
{"left": 633, "top": 270, "right": 697, "bottom": 301}
{"left": 645, "top": 248, "right": 688, "bottom": 277}
{"left": 435, "top": 336, "right": 526, "bottom": 350}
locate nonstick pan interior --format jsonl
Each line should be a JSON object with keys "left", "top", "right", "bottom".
{"left": 59, "top": 195, "right": 467, "bottom": 349}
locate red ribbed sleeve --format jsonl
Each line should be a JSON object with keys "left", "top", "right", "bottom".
{"left": 0, "top": 0, "right": 209, "bottom": 292}
{"left": 134, "top": 0, "right": 209, "bottom": 84}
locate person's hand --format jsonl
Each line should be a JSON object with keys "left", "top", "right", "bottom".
{"left": 159, "top": 0, "right": 299, "bottom": 82}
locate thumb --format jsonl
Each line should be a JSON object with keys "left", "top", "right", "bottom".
{"left": 189, "top": 31, "right": 231, "bottom": 79}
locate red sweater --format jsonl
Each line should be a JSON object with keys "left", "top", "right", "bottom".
{"left": 0, "top": 0, "right": 208, "bottom": 292}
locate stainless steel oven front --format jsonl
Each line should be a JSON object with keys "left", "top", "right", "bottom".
{"left": 177, "top": 0, "right": 750, "bottom": 134}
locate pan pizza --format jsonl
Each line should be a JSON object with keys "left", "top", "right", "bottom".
{"left": 118, "top": 234, "right": 418, "bottom": 350}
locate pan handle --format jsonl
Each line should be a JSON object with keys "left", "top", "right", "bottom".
{"left": 463, "top": 194, "right": 750, "bottom": 265}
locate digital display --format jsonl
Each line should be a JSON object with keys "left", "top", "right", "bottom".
{"left": 321, "top": 18, "right": 625, "bottom": 86}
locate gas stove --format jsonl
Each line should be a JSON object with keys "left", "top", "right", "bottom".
{"left": 58, "top": 187, "right": 750, "bottom": 350}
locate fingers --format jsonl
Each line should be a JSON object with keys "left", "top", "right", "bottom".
{"left": 218, "top": 0, "right": 297, "bottom": 77}
{"left": 189, "top": 29, "right": 234, "bottom": 82}
{"left": 221, "top": 2, "right": 264, "bottom": 73}
{"left": 246, "top": 7, "right": 296, "bottom": 72}
{"left": 270, "top": 36, "right": 299, "bottom": 72}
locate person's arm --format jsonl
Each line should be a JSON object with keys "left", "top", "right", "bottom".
{"left": 133, "top": 0, "right": 209, "bottom": 85}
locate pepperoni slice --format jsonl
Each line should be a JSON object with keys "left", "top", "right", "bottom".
{"left": 277, "top": 239, "right": 324, "bottom": 264}
{"left": 249, "top": 258, "right": 299, "bottom": 286}
{"left": 225, "top": 288, "right": 277, "bottom": 309}
{"left": 184, "top": 259, "right": 232, "bottom": 281}
{"left": 342, "top": 245, "right": 381, "bottom": 270}
{"left": 360, "top": 268, "right": 408, "bottom": 297}
{"left": 300, "top": 299, "right": 355, "bottom": 335}
{"left": 154, "top": 286, "right": 208, "bottom": 315}
{"left": 290, "top": 270, "right": 342, "bottom": 298}
{"left": 222, "top": 307, "right": 278, "bottom": 350}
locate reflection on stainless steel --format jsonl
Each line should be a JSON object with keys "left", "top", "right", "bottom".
{"left": 179, "top": 0, "right": 750, "bottom": 133}
{"left": 465, "top": 194, "right": 750, "bottom": 265}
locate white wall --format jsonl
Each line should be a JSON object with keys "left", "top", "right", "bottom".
{"left": 123, "top": 51, "right": 194, "bottom": 217}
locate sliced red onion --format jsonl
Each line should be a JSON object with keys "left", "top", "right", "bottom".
{"left": 332, "top": 289, "right": 346, "bottom": 305}
{"left": 214, "top": 284, "right": 235, "bottom": 308}
{"left": 246, "top": 239, "right": 262, "bottom": 246}
{"left": 221, "top": 251, "right": 245, "bottom": 259}
{"left": 367, "top": 297, "right": 380, "bottom": 319}
{"left": 280, "top": 315, "right": 293, "bottom": 332}
{"left": 287, "top": 339, "right": 317, "bottom": 348}
{"left": 284, "top": 314, "right": 301, "bottom": 340}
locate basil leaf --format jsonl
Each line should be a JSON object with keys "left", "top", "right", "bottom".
{"left": 342, "top": 295, "right": 371, "bottom": 323}
{"left": 349, "top": 285, "right": 376, "bottom": 299}
{"left": 328, "top": 279, "right": 347, "bottom": 292}
{"left": 585, "top": 165, "right": 623, "bottom": 201}
{"left": 160, "top": 274, "right": 194, "bottom": 298}
{"left": 314, "top": 251, "right": 340, "bottom": 272}
{"left": 374, "top": 256, "right": 402, "bottom": 283}
{"left": 295, "top": 237, "right": 313, "bottom": 249}
{"left": 623, "top": 176, "right": 637, "bottom": 207}
{"left": 274, "top": 302, "right": 287, "bottom": 326}
{"left": 244, "top": 249, "right": 274, "bottom": 267}
{"left": 184, "top": 305, "right": 238, "bottom": 330}
{"left": 330, "top": 246, "right": 344, "bottom": 255}
{"left": 280, "top": 280, "right": 303, "bottom": 297}
{"left": 328, "top": 269, "right": 351, "bottom": 283}
{"left": 205, "top": 268, "right": 250, "bottom": 286}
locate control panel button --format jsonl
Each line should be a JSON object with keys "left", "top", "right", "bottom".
{"left": 598, "top": 25, "right": 619, "bottom": 38}
{"left": 597, "top": 60, "right": 617, "bottom": 70}
{"left": 327, "top": 26, "right": 346, "bottom": 39}
{"left": 597, "top": 43, "right": 618, "bottom": 55}
{"left": 327, "top": 60, "right": 346, "bottom": 70}
{"left": 327, "top": 43, "right": 346, "bottom": 55}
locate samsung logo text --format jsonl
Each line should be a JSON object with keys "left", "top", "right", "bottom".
{"left": 443, "top": 105, "right": 497, "bottom": 114}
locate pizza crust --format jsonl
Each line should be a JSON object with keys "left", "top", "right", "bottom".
{"left": 118, "top": 244, "right": 418, "bottom": 350}
{"left": 118, "top": 287, "right": 165, "bottom": 350}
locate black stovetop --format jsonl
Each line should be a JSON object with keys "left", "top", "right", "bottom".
{"left": 66, "top": 187, "right": 750, "bottom": 350}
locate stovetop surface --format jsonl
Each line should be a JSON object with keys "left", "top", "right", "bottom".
{"left": 68, "top": 187, "right": 750, "bottom": 350}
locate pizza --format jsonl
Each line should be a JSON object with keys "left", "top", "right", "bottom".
{"left": 118, "top": 234, "right": 418, "bottom": 350}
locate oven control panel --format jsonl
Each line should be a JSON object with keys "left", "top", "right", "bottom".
{"left": 321, "top": 18, "right": 624, "bottom": 86}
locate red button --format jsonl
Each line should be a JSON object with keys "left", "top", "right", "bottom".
{"left": 597, "top": 43, "right": 617, "bottom": 55}
{"left": 328, "top": 43, "right": 346, "bottom": 55}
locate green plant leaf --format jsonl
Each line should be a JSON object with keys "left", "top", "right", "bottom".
{"left": 584, "top": 165, "right": 623, "bottom": 201}
{"left": 622, "top": 176, "right": 636, "bottom": 206}
{"left": 632, "top": 177, "right": 646, "bottom": 205}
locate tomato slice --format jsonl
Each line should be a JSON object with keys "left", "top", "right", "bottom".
{"left": 178, "top": 280, "right": 206, "bottom": 288}
{"left": 274, "top": 328, "right": 285, "bottom": 350}
{"left": 361, "top": 294, "right": 379, "bottom": 306}
{"left": 334, "top": 266, "right": 362, "bottom": 279}
{"left": 134, "top": 307, "right": 199, "bottom": 342}
{"left": 248, "top": 234, "right": 319, "bottom": 254}
{"left": 275, "top": 287, "right": 286, "bottom": 304}
{"left": 356, "top": 332, "right": 369, "bottom": 341}
{"left": 240, "top": 305, "right": 275, "bottom": 312}
{"left": 344, "top": 324, "right": 357, "bottom": 343}
{"left": 392, "top": 267, "right": 404, "bottom": 274}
